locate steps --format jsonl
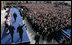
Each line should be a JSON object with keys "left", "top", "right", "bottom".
{"left": 55, "top": 29, "right": 71, "bottom": 43}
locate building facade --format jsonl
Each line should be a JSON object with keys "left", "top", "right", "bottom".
{"left": 1, "top": 1, "right": 71, "bottom": 10}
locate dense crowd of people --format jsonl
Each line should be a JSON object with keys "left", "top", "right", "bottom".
{"left": 4, "top": 3, "right": 71, "bottom": 44}
{"left": 23, "top": 4, "right": 71, "bottom": 44}
{"left": 25, "top": 4, "right": 71, "bottom": 34}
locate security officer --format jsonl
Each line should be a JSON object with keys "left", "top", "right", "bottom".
{"left": 9, "top": 23, "right": 15, "bottom": 42}
{"left": 34, "top": 32, "right": 40, "bottom": 44}
{"left": 17, "top": 24, "right": 25, "bottom": 41}
{"left": 13, "top": 13, "right": 17, "bottom": 22}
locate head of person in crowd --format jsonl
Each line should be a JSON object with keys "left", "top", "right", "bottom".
{"left": 37, "top": 32, "right": 39, "bottom": 35}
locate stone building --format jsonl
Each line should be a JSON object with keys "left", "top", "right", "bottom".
{"left": 1, "top": 1, "right": 5, "bottom": 10}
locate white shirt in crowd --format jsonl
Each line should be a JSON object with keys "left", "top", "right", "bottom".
{"left": 6, "top": 19, "right": 11, "bottom": 26}
{"left": 6, "top": 16, "right": 11, "bottom": 26}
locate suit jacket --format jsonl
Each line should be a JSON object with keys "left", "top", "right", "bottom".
{"left": 34, "top": 34, "right": 40, "bottom": 41}
{"left": 13, "top": 13, "right": 17, "bottom": 18}
{"left": 9, "top": 25, "right": 15, "bottom": 34}
{"left": 17, "top": 24, "right": 25, "bottom": 34}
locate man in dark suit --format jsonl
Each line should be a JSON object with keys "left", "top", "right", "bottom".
{"left": 5, "top": 15, "right": 9, "bottom": 34}
{"left": 9, "top": 23, "right": 15, "bottom": 42}
{"left": 13, "top": 13, "right": 17, "bottom": 22}
{"left": 42, "top": 29, "right": 47, "bottom": 40}
{"left": 17, "top": 24, "right": 25, "bottom": 41}
{"left": 34, "top": 32, "right": 40, "bottom": 44}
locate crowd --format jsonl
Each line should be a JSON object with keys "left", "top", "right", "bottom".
{"left": 24, "top": 4, "right": 71, "bottom": 44}
{"left": 4, "top": 3, "right": 71, "bottom": 44}
{"left": 5, "top": 8, "right": 12, "bottom": 34}
{"left": 26, "top": 4, "right": 71, "bottom": 34}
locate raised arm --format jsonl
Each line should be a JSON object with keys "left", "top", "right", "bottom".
{"left": 21, "top": 24, "right": 25, "bottom": 28}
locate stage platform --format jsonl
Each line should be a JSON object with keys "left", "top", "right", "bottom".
{"left": 1, "top": 7, "right": 30, "bottom": 44}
